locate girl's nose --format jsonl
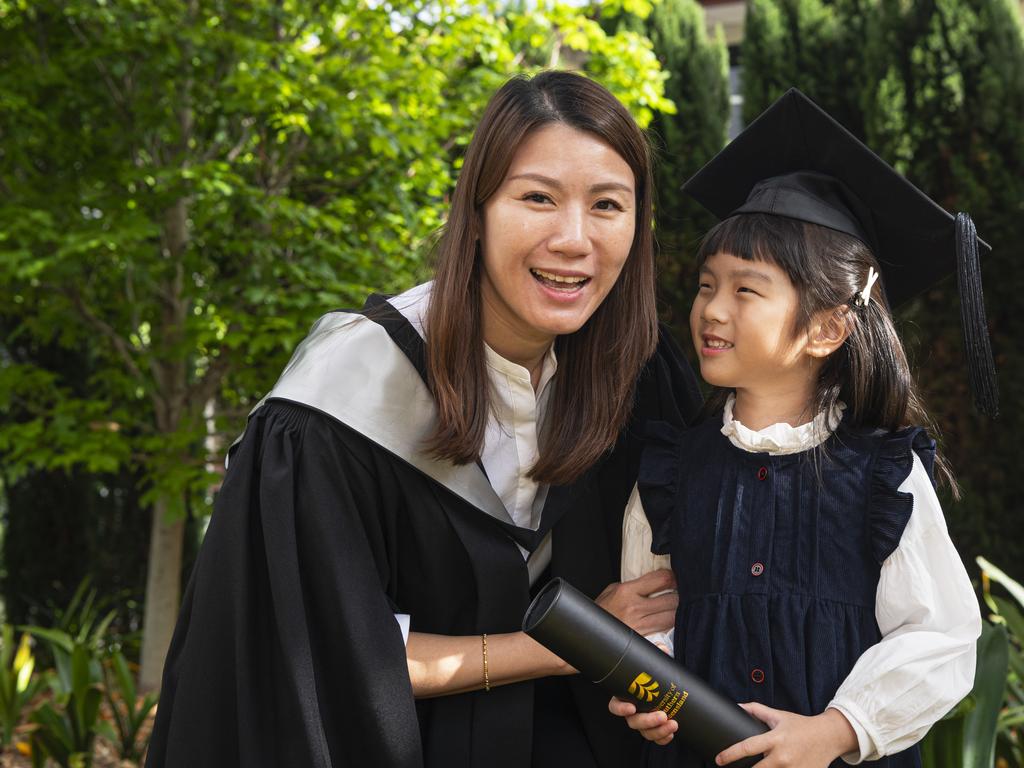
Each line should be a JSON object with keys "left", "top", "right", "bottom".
{"left": 701, "top": 291, "right": 729, "bottom": 324}
{"left": 547, "top": 206, "right": 591, "bottom": 258}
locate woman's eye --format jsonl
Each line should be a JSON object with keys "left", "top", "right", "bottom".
{"left": 594, "top": 199, "right": 624, "bottom": 211}
{"left": 737, "top": 286, "right": 760, "bottom": 295}
{"left": 698, "top": 282, "right": 712, "bottom": 291}
{"left": 523, "top": 192, "right": 552, "bottom": 204}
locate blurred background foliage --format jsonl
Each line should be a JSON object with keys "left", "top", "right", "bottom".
{"left": 0, "top": 0, "right": 675, "bottom": 690}
{"left": 0, "top": 0, "right": 1022, "bottom": 762}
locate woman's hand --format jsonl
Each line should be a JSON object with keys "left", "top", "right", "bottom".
{"left": 713, "top": 703, "right": 858, "bottom": 767}
{"left": 595, "top": 568, "right": 678, "bottom": 636}
{"left": 608, "top": 697, "right": 678, "bottom": 745}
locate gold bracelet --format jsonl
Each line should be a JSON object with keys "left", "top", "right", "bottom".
{"left": 481, "top": 633, "right": 490, "bottom": 692}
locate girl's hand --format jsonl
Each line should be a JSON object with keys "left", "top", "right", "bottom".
{"left": 607, "top": 697, "right": 679, "bottom": 745}
{"left": 714, "top": 703, "right": 858, "bottom": 767}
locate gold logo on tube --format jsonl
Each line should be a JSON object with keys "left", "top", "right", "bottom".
{"left": 628, "top": 672, "right": 661, "bottom": 702}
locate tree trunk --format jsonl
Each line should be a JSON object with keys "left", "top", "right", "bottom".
{"left": 138, "top": 195, "right": 191, "bottom": 691}
{"left": 139, "top": 495, "right": 186, "bottom": 690}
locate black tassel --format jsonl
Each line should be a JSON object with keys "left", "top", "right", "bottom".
{"left": 955, "top": 213, "right": 999, "bottom": 418}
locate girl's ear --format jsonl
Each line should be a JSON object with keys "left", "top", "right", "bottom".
{"left": 806, "top": 306, "right": 851, "bottom": 358}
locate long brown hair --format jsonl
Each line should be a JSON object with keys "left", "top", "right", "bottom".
{"left": 425, "top": 71, "right": 658, "bottom": 485}
{"left": 695, "top": 213, "right": 958, "bottom": 495}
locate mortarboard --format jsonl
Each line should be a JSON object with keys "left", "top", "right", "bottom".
{"left": 682, "top": 88, "right": 998, "bottom": 417}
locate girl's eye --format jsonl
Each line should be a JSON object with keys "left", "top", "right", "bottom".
{"left": 737, "top": 286, "right": 760, "bottom": 296}
{"left": 523, "top": 192, "right": 552, "bottom": 204}
{"left": 698, "top": 282, "right": 712, "bottom": 291}
{"left": 594, "top": 199, "right": 625, "bottom": 212}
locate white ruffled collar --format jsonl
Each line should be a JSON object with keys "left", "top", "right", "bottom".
{"left": 721, "top": 394, "right": 845, "bottom": 455}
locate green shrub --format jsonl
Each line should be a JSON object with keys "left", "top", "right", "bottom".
{"left": 27, "top": 632, "right": 107, "bottom": 768}
{"left": 920, "top": 557, "right": 1024, "bottom": 767}
{"left": 103, "top": 650, "right": 158, "bottom": 763}
{"left": 979, "top": 557, "right": 1024, "bottom": 765}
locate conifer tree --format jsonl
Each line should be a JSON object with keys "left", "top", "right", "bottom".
{"left": 740, "top": 0, "right": 874, "bottom": 138}
{"left": 863, "top": 0, "right": 1024, "bottom": 575}
{"left": 611, "top": 0, "right": 730, "bottom": 334}
{"left": 739, "top": 0, "right": 1024, "bottom": 577}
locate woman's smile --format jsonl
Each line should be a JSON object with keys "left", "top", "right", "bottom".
{"left": 529, "top": 267, "right": 592, "bottom": 301}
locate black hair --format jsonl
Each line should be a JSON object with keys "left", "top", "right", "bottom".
{"left": 696, "top": 213, "right": 958, "bottom": 495}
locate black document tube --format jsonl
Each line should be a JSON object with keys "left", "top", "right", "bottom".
{"left": 523, "top": 577, "right": 768, "bottom": 768}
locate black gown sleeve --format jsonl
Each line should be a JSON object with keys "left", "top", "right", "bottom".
{"left": 146, "top": 401, "right": 423, "bottom": 768}
{"left": 549, "top": 326, "right": 704, "bottom": 766}
{"left": 639, "top": 324, "right": 704, "bottom": 428}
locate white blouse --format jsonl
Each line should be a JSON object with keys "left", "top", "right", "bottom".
{"left": 389, "top": 283, "right": 557, "bottom": 641}
{"left": 621, "top": 395, "right": 980, "bottom": 764}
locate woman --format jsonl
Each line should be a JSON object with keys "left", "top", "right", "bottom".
{"left": 145, "top": 71, "right": 703, "bottom": 768}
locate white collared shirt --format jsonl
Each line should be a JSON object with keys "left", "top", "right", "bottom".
{"left": 622, "top": 394, "right": 980, "bottom": 763}
{"left": 481, "top": 342, "right": 557, "bottom": 533}
{"left": 389, "top": 282, "right": 556, "bottom": 537}
{"left": 388, "top": 283, "right": 557, "bottom": 640}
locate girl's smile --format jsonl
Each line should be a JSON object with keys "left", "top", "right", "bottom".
{"left": 700, "top": 333, "right": 734, "bottom": 355}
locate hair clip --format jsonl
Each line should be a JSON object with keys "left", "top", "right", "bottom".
{"left": 854, "top": 266, "right": 879, "bottom": 307}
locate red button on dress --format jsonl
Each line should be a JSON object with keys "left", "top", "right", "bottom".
{"left": 751, "top": 668, "right": 765, "bottom": 684}
{"left": 757, "top": 466, "right": 768, "bottom": 481}
{"left": 751, "top": 562, "right": 764, "bottom": 577}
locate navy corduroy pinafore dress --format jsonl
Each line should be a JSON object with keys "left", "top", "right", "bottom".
{"left": 638, "top": 414, "right": 935, "bottom": 768}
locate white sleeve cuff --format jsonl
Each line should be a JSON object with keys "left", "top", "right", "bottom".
{"left": 827, "top": 701, "right": 878, "bottom": 764}
{"left": 395, "top": 613, "right": 411, "bottom": 645}
{"left": 644, "top": 628, "right": 675, "bottom": 657}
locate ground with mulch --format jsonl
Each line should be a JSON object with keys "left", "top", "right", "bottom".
{"left": 0, "top": 699, "right": 155, "bottom": 768}
{"left": 0, "top": 737, "right": 142, "bottom": 767}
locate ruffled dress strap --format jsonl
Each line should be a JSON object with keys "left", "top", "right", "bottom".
{"left": 637, "top": 419, "right": 687, "bottom": 555}
{"left": 869, "top": 426, "right": 937, "bottom": 563}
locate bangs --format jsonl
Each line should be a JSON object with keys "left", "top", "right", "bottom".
{"left": 696, "top": 214, "right": 808, "bottom": 286}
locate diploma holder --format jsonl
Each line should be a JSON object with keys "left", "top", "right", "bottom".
{"left": 522, "top": 577, "right": 768, "bottom": 768}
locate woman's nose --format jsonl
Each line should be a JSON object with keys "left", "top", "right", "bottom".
{"left": 547, "top": 206, "right": 591, "bottom": 258}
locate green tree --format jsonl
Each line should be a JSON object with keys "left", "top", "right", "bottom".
{"left": 603, "top": 0, "right": 730, "bottom": 336}
{"left": 0, "top": 310, "right": 153, "bottom": 640}
{"left": 643, "top": 0, "right": 729, "bottom": 336}
{"left": 863, "top": 0, "right": 1024, "bottom": 582}
{"left": 741, "top": 0, "right": 791, "bottom": 120}
{"left": 741, "top": 0, "right": 874, "bottom": 138}
{"left": 736, "top": 0, "right": 1024, "bottom": 580}
{"left": 0, "top": 0, "right": 673, "bottom": 688}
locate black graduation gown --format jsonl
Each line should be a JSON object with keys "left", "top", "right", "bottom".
{"left": 145, "top": 297, "right": 702, "bottom": 768}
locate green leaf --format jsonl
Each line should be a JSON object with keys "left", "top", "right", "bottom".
{"left": 1, "top": 625, "right": 12, "bottom": 669}
{"left": 962, "top": 622, "right": 1010, "bottom": 768}
{"left": 989, "top": 594, "right": 1024, "bottom": 644}
{"left": 31, "top": 703, "right": 73, "bottom": 754}
{"left": 21, "top": 626, "right": 74, "bottom": 655}
{"left": 978, "top": 557, "right": 1024, "bottom": 611}
{"left": 111, "top": 651, "right": 136, "bottom": 704}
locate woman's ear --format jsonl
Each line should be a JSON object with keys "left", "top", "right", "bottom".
{"left": 805, "top": 306, "right": 852, "bottom": 358}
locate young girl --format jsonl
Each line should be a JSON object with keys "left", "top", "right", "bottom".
{"left": 610, "top": 89, "right": 988, "bottom": 768}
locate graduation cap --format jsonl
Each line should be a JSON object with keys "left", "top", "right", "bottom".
{"left": 683, "top": 88, "right": 999, "bottom": 418}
